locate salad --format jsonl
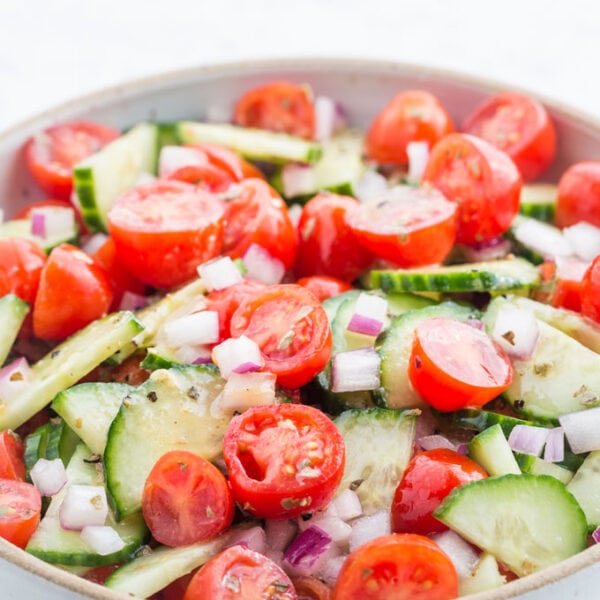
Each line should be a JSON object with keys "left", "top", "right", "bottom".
{"left": 2, "top": 77, "right": 600, "bottom": 600}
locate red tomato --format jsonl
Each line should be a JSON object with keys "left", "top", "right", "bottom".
{"left": 0, "top": 431, "right": 25, "bottom": 481}
{"left": 391, "top": 448, "right": 487, "bottom": 535}
{"left": 581, "top": 256, "right": 600, "bottom": 322}
{"left": 462, "top": 92, "right": 557, "bottom": 181}
{"left": 290, "top": 576, "right": 332, "bottom": 600}
{"left": 0, "top": 478, "right": 42, "bottom": 548}
{"left": 205, "top": 279, "right": 267, "bottom": 342}
{"left": 229, "top": 284, "right": 332, "bottom": 388}
{"left": 183, "top": 544, "right": 297, "bottom": 600}
{"left": 345, "top": 186, "right": 458, "bottom": 267}
{"left": 91, "top": 237, "right": 147, "bottom": 310}
{"left": 553, "top": 278, "right": 583, "bottom": 312}
{"left": 14, "top": 198, "right": 87, "bottom": 234}
{"left": 32, "top": 243, "right": 113, "bottom": 340}
{"left": 365, "top": 90, "right": 455, "bottom": 165}
{"left": 556, "top": 161, "right": 600, "bottom": 228}
{"left": 142, "top": 450, "right": 234, "bottom": 547}
{"left": 294, "top": 193, "right": 374, "bottom": 282}
{"left": 296, "top": 276, "right": 353, "bottom": 303}
{"left": 409, "top": 317, "right": 513, "bottom": 411}
{"left": 25, "top": 121, "right": 120, "bottom": 200}
{"left": 82, "top": 564, "right": 120, "bottom": 585}
{"left": 234, "top": 81, "right": 316, "bottom": 140}
{"left": 107, "top": 180, "right": 225, "bottom": 289}
{"left": 222, "top": 178, "right": 298, "bottom": 271}
{"left": 423, "top": 133, "right": 522, "bottom": 245}
{"left": 333, "top": 533, "right": 458, "bottom": 599}
{"left": 0, "top": 238, "right": 47, "bottom": 304}
{"left": 152, "top": 570, "right": 197, "bottom": 600}
{"left": 222, "top": 403, "right": 345, "bottom": 519}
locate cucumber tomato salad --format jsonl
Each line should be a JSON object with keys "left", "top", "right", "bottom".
{"left": 3, "top": 80, "right": 600, "bottom": 599}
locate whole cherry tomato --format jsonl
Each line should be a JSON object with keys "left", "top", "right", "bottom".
{"left": 556, "top": 161, "right": 600, "bottom": 228}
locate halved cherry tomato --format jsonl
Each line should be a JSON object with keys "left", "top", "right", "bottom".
{"left": 183, "top": 544, "right": 297, "bottom": 600}
{"left": 229, "top": 284, "right": 332, "bottom": 388}
{"left": 0, "top": 238, "right": 47, "bottom": 304}
{"left": 581, "top": 256, "right": 600, "bottom": 323}
{"left": 222, "top": 178, "right": 298, "bottom": 271}
{"left": 234, "top": 81, "right": 315, "bottom": 140}
{"left": 552, "top": 278, "right": 583, "bottom": 312}
{"left": 142, "top": 450, "right": 234, "bottom": 547}
{"left": 409, "top": 317, "right": 513, "bottom": 411}
{"left": 422, "top": 133, "right": 522, "bottom": 245}
{"left": 345, "top": 186, "right": 457, "bottom": 267}
{"left": 391, "top": 448, "right": 487, "bottom": 535}
{"left": 32, "top": 243, "right": 113, "bottom": 340}
{"left": 205, "top": 279, "right": 267, "bottom": 342}
{"left": 223, "top": 403, "right": 345, "bottom": 519}
{"left": 82, "top": 564, "right": 120, "bottom": 585}
{"left": 0, "top": 431, "right": 25, "bottom": 481}
{"left": 107, "top": 180, "right": 225, "bottom": 289}
{"left": 0, "top": 478, "right": 42, "bottom": 548}
{"left": 462, "top": 92, "right": 557, "bottom": 182}
{"left": 294, "top": 192, "right": 374, "bottom": 282}
{"left": 556, "top": 161, "right": 600, "bottom": 228}
{"left": 296, "top": 276, "right": 353, "bottom": 303}
{"left": 152, "top": 570, "right": 197, "bottom": 600}
{"left": 291, "top": 576, "right": 332, "bottom": 600}
{"left": 365, "top": 90, "right": 455, "bottom": 165}
{"left": 333, "top": 533, "right": 458, "bottom": 599}
{"left": 25, "top": 121, "right": 120, "bottom": 200}
{"left": 14, "top": 198, "right": 87, "bottom": 234}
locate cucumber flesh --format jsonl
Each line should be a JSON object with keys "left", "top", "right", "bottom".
{"left": 468, "top": 424, "right": 521, "bottom": 476}
{"left": 0, "top": 293, "right": 29, "bottom": 365}
{"left": 519, "top": 183, "right": 557, "bottom": 223}
{"left": 452, "top": 408, "right": 533, "bottom": 437}
{"left": 459, "top": 553, "right": 506, "bottom": 596}
{"left": 434, "top": 474, "right": 587, "bottom": 577}
{"left": 515, "top": 453, "right": 574, "bottom": 485}
{"left": 0, "top": 218, "right": 78, "bottom": 253}
{"left": 567, "top": 450, "right": 600, "bottom": 531}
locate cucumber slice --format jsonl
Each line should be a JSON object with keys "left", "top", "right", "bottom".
{"left": 104, "top": 365, "right": 229, "bottom": 519}
{"left": 459, "top": 553, "right": 506, "bottom": 596}
{"left": 369, "top": 257, "right": 540, "bottom": 294}
{"left": 506, "top": 216, "right": 563, "bottom": 265}
{"left": 176, "top": 121, "right": 322, "bottom": 164}
{"left": 567, "top": 450, "right": 600, "bottom": 531}
{"left": 468, "top": 424, "right": 521, "bottom": 476}
{"left": 105, "top": 534, "right": 229, "bottom": 597}
{"left": 0, "top": 294, "right": 29, "bottom": 365}
{"left": 26, "top": 443, "right": 147, "bottom": 566}
{"left": 0, "top": 311, "right": 144, "bottom": 431}
{"left": 73, "top": 122, "right": 158, "bottom": 232}
{"left": 453, "top": 408, "right": 533, "bottom": 437}
{"left": 0, "top": 218, "right": 78, "bottom": 252}
{"left": 434, "top": 474, "right": 587, "bottom": 577}
{"left": 334, "top": 407, "right": 417, "bottom": 514}
{"left": 23, "top": 419, "right": 79, "bottom": 472}
{"left": 519, "top": 183, "right": 557, "bottom": 223}
{"left": 378, "top": 302, "right": 478, "bottom": 409}
{"left": 515, "top": 453, "right": 574, "bottom": 485}
{"left": 51, "top": 382, "right": 133, "bottom": 456}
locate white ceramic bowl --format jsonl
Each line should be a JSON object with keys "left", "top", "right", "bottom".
{"left": 2, "top": 58, "right": 600, "bottom": 600}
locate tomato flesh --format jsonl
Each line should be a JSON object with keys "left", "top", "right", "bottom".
{"left": 0, "top": 431, "right": 25, "bottom": 481}
{"left": 0, "top": 238, "right": 47, "bottom": 305}
{"left": 296, "top": 276, "right": 353, "bottom": 303}
{"left": 0, "top": 478, "right": 42, "bottom": 549}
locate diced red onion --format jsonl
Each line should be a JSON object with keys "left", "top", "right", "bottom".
{"left": 243, "top": 244, "right": 285, "bottom": 285}
{"left": 559, "top": 406, "right": 600, "bottom": 454}
{"left": 283, "top": 525, "right": 334, "bottom": 577}
{"left": 80, "top": 233, "right": 109, "bottom": 255}
{"left": 81, "top": 526, "right": 125, "bottom": 556}
{"left": 307, "top": 514, "right": 352, "bottom": 545}
{"left": 217, "top": 371, "right": 277, "bottom": 415}
{"left": 508, "top": 424, "right": 550, "bottom": 456}
{"left": 331, "top": 348, "right": 381, "bottom": 393}
{"left": 227, "top": 525, "right": 267, "bottom": 555}
{"left": 30, "top": 206, "right": 75, "bottom": 241}
{"left": 162, "top": 311, "right": 219, "bottom": 347}
{"left": 543, "top": 427, "right": 565, "bottom": 463}
{"left": 563, "top": 221, "right": 600, "bottom": 262}
{"left": 406, "top": 141, "right": 429, "bottom": 183}
{"left": 319, "top": 554, "right": 347, "bottom": 587}
{"left": 281, "top": 163, "right": 316, "bottom": 198}
{"left": 0, "top": 357, "right": 31, "bottom": 403}
{"left": 264, "top": 518, "right": 298, "bottom": 552}
{"left": 332, "top": 489, "right": 362, "bottom": 521}
{"left": 353, "top": 170, "right": 388, "bottom": 202}
{"left": 464, "top": 319, "right": 485, "bottom": 331}
{"left": 314, "top": 96, "right": 345, "bottom": 142}
{"left": 287, "top": 203, "right": 303, "bottom": 228}
{"left": 513, "top": 218, "right": 573, "bottom": 258}
{"left": 0, "top": 208, "right": 4, "bottom": 223}
{"left": 491, "top": 304, "right": 540, "bottom": 360}
{"left": 119, "top": 291, "right": 150, "bottom": 311}
{"left": 346, "top": 293, "right": 387, "bottom": 337}
{"left": 418, "top": 435, "right": 457, "bottom": 452}
{"left": 592, "top": 526, "right": 600, "bottom": 545}
{"left": 555, "top": 255, "right": 590, "bottom": 282}
{"left": 158, "top": 145, "right": 205, "bottom": 178}
{"left": 348, "top": 510, "right": 391, "bottom": 553}
{"left": 460, "top": 237, "right": 512, "bottom": 263}
{"left": 456, "top": 443, "right": 468, "bottom": 456}
{"left": 30, "top": 458, "right": 68, "bottom": 497}
{"left": 212, "top": 335, "right": 265, "bottom": 378}
{"left": 173, "top": 343, "right": 213, "bottom": 365}
{"left": 431, "top": 530, "right": 480, "bottom": 578}
{"left": 59, "top": 485, "right": 108, "bottom": 531}
{"left": 197, "top": 256, "right": 243, "bottom": 291}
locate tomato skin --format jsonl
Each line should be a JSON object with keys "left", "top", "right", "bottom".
{"left": 0, "top": 478, "right": 42, "bottom": 548}
{"left": 223, "top": 403, "right": 345, "bottom": 519}
{"left": 108, "top": 180, "right": 225, "bottom": 289}
{"left": 333, "top": 533, "right": 458, "bottom": 600}
{"left": 422, "top": 133, "right": 522, "bottom": 245}
{"left": 409, "top": 317, "right": 513, "bottom": 411}
{"left": 234, "top": 81, "right": 315, "bottom": 140}
{"left": 552, "top": 278, "right": 583, "bottom": 312}
{"left": 345, "top": 185, "right": 458, "bottom": 267}
{"left": 25, "top": 121, "right": 120, "bottom": 200}
{"left": 142, "top": 450, "right": 234, "bottom": 547}
{"left": 556, "top": 161, "right": 600, "bottom": 228}
{"left": 229, "top": 284, "right": 332, "bottom": 388}
{"left": 294, "top": 193, "right": 374, "bottom": 282}
{"left": 290, "top": 576, "right": 332, "bottom": 600}
{"left": 462, "top": 92, "right": 557, "bottom": 182}
{"left": 222, "top": 178, "right": 298, "bottom": 271}
{"left": 365, "top": 90, "right": 455, "bottom": 165}
{"left": 296, "top": 276, "right": 353, "bottom": 303}
{"left": 32, "top": 243, "right": 113, "bottom": 340}
{"left": 391, "top": 449, "right": 487, "bottom": 536}
{"left": 0, "top": 431, "right": 26, "bottom": 481}
{"left": 581, "top": 256, "right": 600, "bottom": 323}
{"left": 0, "top": 238, "right": 47, "bottom": 304}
